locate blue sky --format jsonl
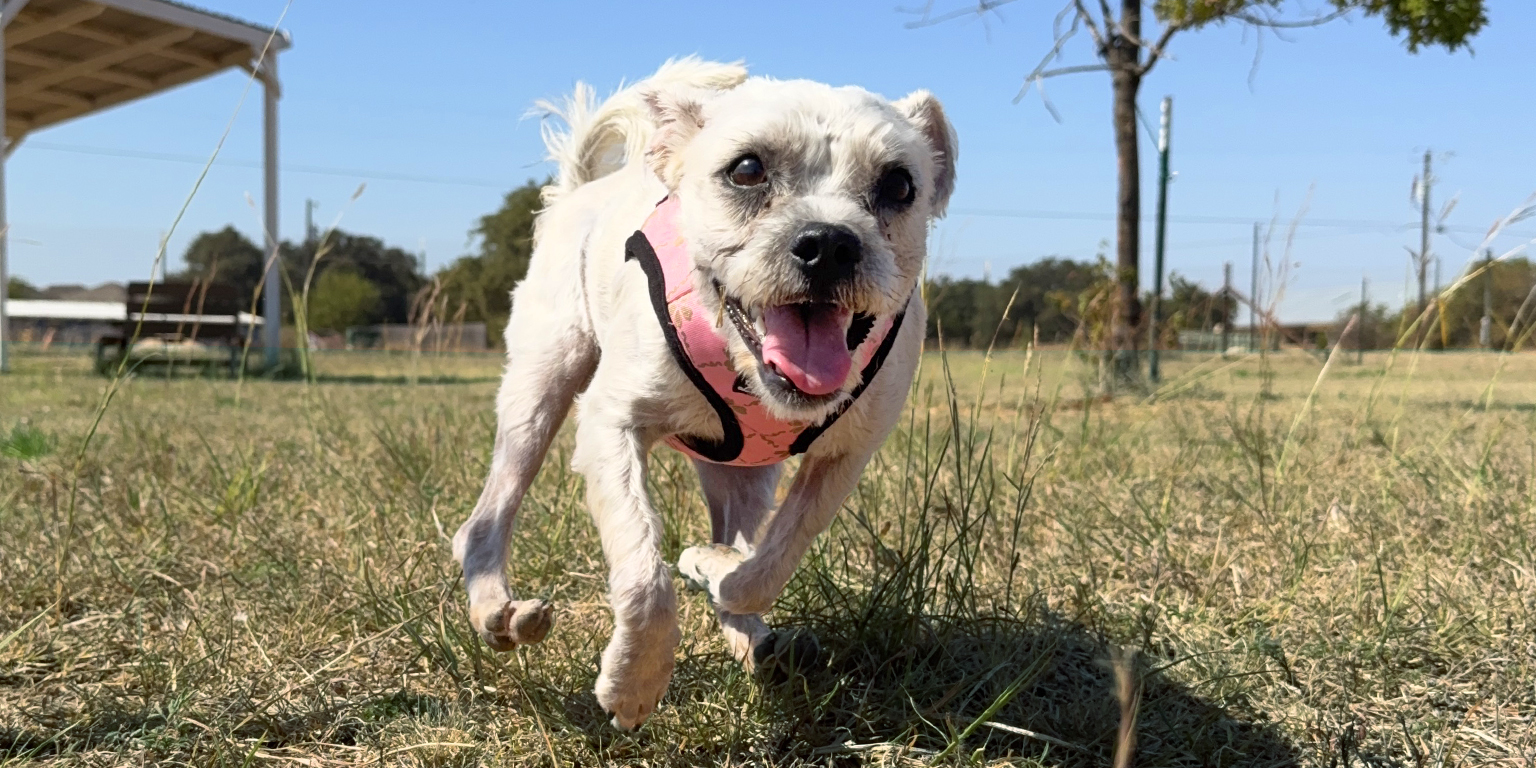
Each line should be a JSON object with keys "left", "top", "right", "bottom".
{"left": 9, "top": 0, "right": 1533, "bottom": 321}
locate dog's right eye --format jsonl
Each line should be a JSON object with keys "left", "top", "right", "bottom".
{"left": 727, "top": 155, "right": 767, "bottom": 187}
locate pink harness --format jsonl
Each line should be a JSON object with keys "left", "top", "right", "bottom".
{"left": 625, "top": 197, "right": 906, "bottom": 467}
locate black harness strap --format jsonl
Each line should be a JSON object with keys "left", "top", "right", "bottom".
{"left": 625, "top": 230, "right": 745, "bottom": 463}
{"left": 789, "top": 302, "right": 907, "bottom": 456}
{"left": 628, "top": 227, "right": 910, "bottom": 463}
{"left": 846, "top": 313, "right": 876, "bottom": 350}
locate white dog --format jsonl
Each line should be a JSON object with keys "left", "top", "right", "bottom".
{"left": 452, "top": 58, "right": 956, "bottom": 730}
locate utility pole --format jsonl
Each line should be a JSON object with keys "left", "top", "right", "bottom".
{"left": 1358, "top": 276, "right": 1368, "bottom": 365}
{"left": 1221, "top": 261, "right": 1232, "bottom": 356}
{"left": 305, "top": 199, "right": 318, "bottom": 243}
{"left": 1249, "top": 222, "right": 1260, "bottom": 352}
{"left": 1149, "top": 96, "right": 1172, "bottom": 384}
{"left": 1417, "top": 149, "right": 1432, "bottom": 316}
{"left": 1480, "top": 249, "right": 1493, "bottom": 348}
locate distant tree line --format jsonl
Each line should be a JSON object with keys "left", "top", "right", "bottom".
{"left": 7, "top": 277, "right": 40, "bottom": 299}
{"left": 172, "top": 226, "right": 426, "bottom": 332}
{"left": 1335, "top": 257, "right": 1536, "bottom": 350}
{"left": 152, "top": 178, "right": 1535, "bottom": 352}
{"left": 925, "top": 259, "right": 1236, "bottom": 349}
{"left": 162, "top": 179, "right": 544, "bottom": 339}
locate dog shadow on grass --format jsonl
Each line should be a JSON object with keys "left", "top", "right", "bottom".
{"left": 546, "top": 496, "right": 1308, "bottom": 766}
{"left": 0, "top": 612, "right": 1300, "bottom": 765}
{"left": 777, "top": 608, "right": 1300, "bottom": 766}
{"left": 552, "top": 603, "right": 1303, "bottom": 767}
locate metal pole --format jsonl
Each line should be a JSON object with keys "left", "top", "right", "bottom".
{"left": 0, "top": 17, "right": 8, "bottom": 374}
{"left": 1358, "top": 276, "right": 1367, "bottom": 365}
{"left": 1221, "top": 261, "right": 1232, "bottom": 356}
{"left": 1480, "top": 250, "right": 1493, "bottom": 348}
{"left": 262, "top": 56, "right": 281, "bottom": 372}
{"left": 1249, "top": 222, "right": 1259, "bottom": 352}
{"left": 1149, "top": 96, "right": 1171, "bottom": 384}
{"left": 1418, "top": 149, "right": 1431, "bottom": 316}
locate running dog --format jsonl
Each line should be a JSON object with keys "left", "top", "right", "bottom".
{"left": 452, "top": 57, "right": 957, "bottom": 729}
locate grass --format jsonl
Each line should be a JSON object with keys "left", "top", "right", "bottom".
{"left": 2, "top": 346, "right": 1534, "bottom": 766}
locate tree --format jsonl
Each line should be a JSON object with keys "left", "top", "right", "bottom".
{"left": 435, "top": 179, "right": 544, "bottom": 341}
{"left": 1148, "top": 272, "right": 1238, "bottom": 348}
{"left": 999, "top": 257, "right": 1105, "bottom": 342}
{"left": 175, "top": 226, "right": 266, "bottom": 300}
{"left": 1428, "top": 257, "right": 1536, "bottom": 349}
{"left": 176, "top": 226, "right": 424, "bottom": 325}
{"left": 917, "top": 0, "right": 1487, "bottom": 385}
{"left": 1162, "top": 272, "right": 1236, "bottom": 330}
{"left": 306, "top": 268, "right": 382, "bottom": 332}
{"left": 1334, "top": 301, "right": 1396, "bottom": 350}
{"left": 926, "top": 276, "right": 993, "bottom": 347}
{"left": 7, "top": 277, "right": 39, "bottom": 299}
{"left": 286, "top": 231, "right": 424, "bottom": 324}
{"left": 925, "top": 257, "right": 1107, "bottom": 347}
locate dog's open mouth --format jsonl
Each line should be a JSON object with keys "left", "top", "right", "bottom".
{"left": 723, "top": 295, "right": 853, "bottom": 398}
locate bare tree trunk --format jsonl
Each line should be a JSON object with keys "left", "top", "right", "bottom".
{"left": 1105, "top": 0, "right": 1143, "bottom": 388}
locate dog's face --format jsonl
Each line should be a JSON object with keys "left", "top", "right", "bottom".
{"left": 647, "top": 79, "right": 957, "bottom": 421}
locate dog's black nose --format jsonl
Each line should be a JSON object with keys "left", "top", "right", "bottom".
{"left": 789, "top": 224, "right": 861, "bottom": 294}
{"left": 790, "top": 224, "right": 862, "bottom": 267}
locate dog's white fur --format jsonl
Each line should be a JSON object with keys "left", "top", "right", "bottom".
{"left": 452, "top": 58, "right": 956, "bottom": 730}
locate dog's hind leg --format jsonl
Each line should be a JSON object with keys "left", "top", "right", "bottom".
{"left": 691, "top": 460, "right": 778, "bottom": 667}
{"left": 453, "top": 270, "right": 597, "bottom": 653}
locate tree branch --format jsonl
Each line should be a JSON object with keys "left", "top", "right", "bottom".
{"left": 1036, "top": 63, "right": 1113, "bottom": 79}
{"left": 903, "top": 0, "right": 1017, "bottom": 29}
{"left": 1100, "top": 0, "right": 1154, "bottom": 52}
{"left": 1139, "top": 21, "right": 1186, "bottom": 75}
{"left": 1095, "top": 0, "right": 1115, "bottom": 30}
{"left": 1075, "top": 0, "right": 1106, "bottom": 49}
{"left": 1020, "top": 62, "right": 1113, "bottom": 113}
{"left": 1233, "top": 8, "right": 1350, "bottom": 29}
{"left": 1021, "top": 6, "right": 1081, "bottom": 80}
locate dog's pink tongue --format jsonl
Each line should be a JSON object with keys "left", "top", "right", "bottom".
{"left": 761, "top": 304, "right": 853, "bottom": 396}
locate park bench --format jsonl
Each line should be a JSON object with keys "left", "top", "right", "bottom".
{"left": 94, "top": 281, "right": 262, "bottom": 375}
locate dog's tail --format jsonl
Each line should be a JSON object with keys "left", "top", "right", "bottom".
{"left": 534, "top": 56, "right": 747, "bottom": 205}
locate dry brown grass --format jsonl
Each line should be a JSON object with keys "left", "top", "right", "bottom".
{"left": 2, "top": 346, "right": 1534, "bottom": 766}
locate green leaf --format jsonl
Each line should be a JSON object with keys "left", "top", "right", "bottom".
{"left": 1, "top": 422, "right": 54, "bottom": 460}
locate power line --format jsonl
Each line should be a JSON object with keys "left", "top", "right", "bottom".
{"left": 957, "top": 206, "right": 1414, "bottom": 228}
{"left": 951, "top": 205, "right": 1523, "bottom": 236}
{"left": 21, "top": 140, "right": 513, "bottom": 189}
{"left": 18, "top": 140, "right": 1535, "bottom": 241}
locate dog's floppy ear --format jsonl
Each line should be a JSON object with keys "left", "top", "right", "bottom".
{"left": 643, "top": 87, "right": 707, "bottom": 189}
{"left": 894, "top": 90, "right": 958, "bottom": 218}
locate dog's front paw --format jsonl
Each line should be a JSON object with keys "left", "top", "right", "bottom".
{"left": 679, "top": 544, "right": 771, "bottom": 614}
{"left": 595, "top": 632, "right": 677, "bottom": 730}
{"left": 678, "top": 544, "right": 743, "bottom": 593}
{"left": 469, "top": 598, "right": 553, "bottom": 652}
{"left": 678, "top": 543, "right": 748, "bottom": 604}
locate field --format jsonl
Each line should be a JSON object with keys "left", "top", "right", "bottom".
{"left": 2, "top": 345, "right": 1535, "bottom": 766}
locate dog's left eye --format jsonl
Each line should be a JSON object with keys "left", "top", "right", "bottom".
{"left": 727, "top": 155, "right": 767, "bottom": 187}
{"left": 874, "top": 168, "right": 915, "bottom": 208}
